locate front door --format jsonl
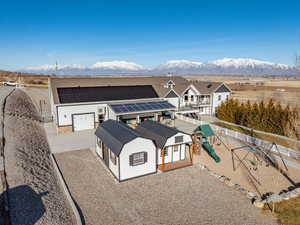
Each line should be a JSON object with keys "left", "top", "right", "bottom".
{"left": 172, "top": 145, "right": 180, "bottom": 162}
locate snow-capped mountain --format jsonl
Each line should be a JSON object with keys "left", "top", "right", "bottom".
{"left": 153, "top": 58, "right": 298, "bottom": 75}
{"left": 23, "top": 61, "right": 147, "bottom": 75}
{"left": 21, "top": 58, "right": 299, "bottom": 76}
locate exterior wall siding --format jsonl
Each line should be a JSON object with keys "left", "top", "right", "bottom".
{"left": 157, "top": 132, "right": 192, "bottom": 165}
{"left": 119, "top": 137, "right": 156, "bottom": 181}
{"left": 165, "top": 97, "right": 180, "bottom": 108}
{"left": 108, "top": 150, "right": 119, "bottom": 179}
{"left": 212, "top": 92, "right": 230, "bottom": 114}
{"left": 57, "top": 103, "right": 107, "bottom": 126}
{"left": 95, "top": 137, "right": 103, "bottom": 158}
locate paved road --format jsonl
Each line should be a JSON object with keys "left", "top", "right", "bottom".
{"left": 55, "top": 149, "right": 276, "bottom": 225}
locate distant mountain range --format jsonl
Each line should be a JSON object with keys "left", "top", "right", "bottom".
{"left": 21, "top": 58, "right": 300, "bottom": 76}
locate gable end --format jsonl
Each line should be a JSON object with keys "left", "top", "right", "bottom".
{"left": 215, "top": 84, "right": 231, "bottom": 93}
{"left": 165, "top": 90, "right": 179, "bottom": 98}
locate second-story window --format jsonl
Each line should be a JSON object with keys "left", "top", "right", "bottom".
{"left": 218, "top": 95, "right": 222, "bottom": 101}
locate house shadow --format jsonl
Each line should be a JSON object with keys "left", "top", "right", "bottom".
{"left": 0, "top": 185, "right": 47, "bottom": 225}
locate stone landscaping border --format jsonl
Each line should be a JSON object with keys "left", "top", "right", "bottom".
{"left": 197, "top": 163, "right": 300, "bottom": 208}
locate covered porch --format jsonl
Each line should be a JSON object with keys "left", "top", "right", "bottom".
{"left": 158, "top": 158, "right": 193, "bottom": 172}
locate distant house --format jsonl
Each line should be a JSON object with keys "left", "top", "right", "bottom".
{"left": 49, "top": 76, "right": 231, "bottom": 132}
{"left": 95, "top": 120, "right": 157, "bottom": 181}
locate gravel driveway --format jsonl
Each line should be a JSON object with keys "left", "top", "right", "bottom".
{"left": 55, "top": 149, "right": 276, "bottom": 225}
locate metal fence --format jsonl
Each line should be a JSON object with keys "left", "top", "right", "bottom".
{"left": 213, "top": 118, "right": 300, "bottom": 147}
{"left": 175, "top": 114, "right": 204, "bottom": 126}
{"left": 176, "top": 114, "right": 300, "bottom": 160}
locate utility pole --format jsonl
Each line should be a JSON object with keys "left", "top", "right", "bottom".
{"left": 55, "top": 61, "right": 58, "bottom": 75}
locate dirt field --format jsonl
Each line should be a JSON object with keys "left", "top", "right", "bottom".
{"left": 196, "top": 137, "right": 300, "bottom": 196}
{"left": 187, "top": 75, "right": 300, "bottom": 107}
{"left": 55, "top": 149, "right": 276, "bottom": 225}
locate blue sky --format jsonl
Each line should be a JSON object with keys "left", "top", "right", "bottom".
{"left": 0, "top": 0, "right": 300, "bottom": 70}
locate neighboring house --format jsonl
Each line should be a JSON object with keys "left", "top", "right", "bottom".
{"left": 181, "top": 81, "right": 231, "bottom": 115}
{"left": 95, "top": 120, "right": 157, "bottom": 181}
{"left": 49, "top": 76, "right": 231, "bottom": 132}
{"left": 136, "top": 120, "right": 193, "bottom": 166}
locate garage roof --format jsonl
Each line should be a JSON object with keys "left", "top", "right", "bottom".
{"left": 57, "top": 85, "right": 158, "bottom": 104}
{"left": 109, "top": 100, "right": 175, "bottom": 114}
{"left": 95, "top": 120, "right": 144, "bottom": 156}
{"left": 50, "top": 76, "right": 190, "bottom": 104}
{"left": 136, "top": 120, "right": 180, "bottom": 148}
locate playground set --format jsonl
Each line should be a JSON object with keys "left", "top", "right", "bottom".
{"left": 192, "top": 124, "right": 297, "bottom": 198}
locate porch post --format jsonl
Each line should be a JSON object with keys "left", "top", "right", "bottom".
{"left": 154, "top": 113, "right": 158, "bottom": 121}
{"left": 161, "top": 148, "right": 165, "bottom": 169}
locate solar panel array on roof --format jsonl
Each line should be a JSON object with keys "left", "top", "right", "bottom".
{"left": 110, "top": 101, "right": 175, "bottom": 114}
{"left": 57, "top": 85, "right": 159, "bottom": 104}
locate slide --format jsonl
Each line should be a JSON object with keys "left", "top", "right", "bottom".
{"left": 202, "top": 141, "right": 221, "bottom": 163}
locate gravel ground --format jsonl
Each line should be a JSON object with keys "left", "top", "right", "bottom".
{"left": 0, "top": 87, "right": 14, "bottom": 225}
{"left": 3, "top": 89, "right": 75, "bottom": 225}
{"left": 55, "top": 149, "right": 277, "bottom": 225}
{"left": 196, "top": 136, "right": 300, "bottom": 196}
{"left": 22, "top": 87, "right": 51, "bottom": 118}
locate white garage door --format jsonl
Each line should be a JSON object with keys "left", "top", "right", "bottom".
{"left": 72, "top": 113, "right": 95, "bottom": 131}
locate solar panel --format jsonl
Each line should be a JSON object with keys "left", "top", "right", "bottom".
{"left": 110, "top": 101, "right": 175, "bottom": 114}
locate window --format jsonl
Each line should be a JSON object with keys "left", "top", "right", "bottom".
{"left": 160, "top": 149, "right": 168, "bottom": 157}
{"left": 110, "top": 151, "right": 116, "bottom": 165}
{"left": 191, "top": 95, "right": 194, "bottom": 101}
{"left": 167, "top": 80, "right": 175, "bottom": 88}
{"left": 173, "top": 145, "right": 180, "bottom": 152}
{"left": 184, "top": 95, "right": 188, "bottom": 102}
{"left": 97, "top": 138, "right": 102, "bottom": 149}
{"left": 130, "top": 152, "right": 147, "bottom": 166}
{"left": 218, "top": 95, "right": 222, "bottom": 101}
{"left": 175, "top": 135, "right": 183, "bottom": 143}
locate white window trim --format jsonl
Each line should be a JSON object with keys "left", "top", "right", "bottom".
{"left": 131, "top": 152, "right": 146, "bottom": 166}
{"left": 110, "top": 151, "right": 116, "bottom": 165}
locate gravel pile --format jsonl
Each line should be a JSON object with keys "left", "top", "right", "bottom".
{"left": 3, "top": 89, "right": 74, "bottom": 225}
{"left": 0, "top": 87, "right": 14, "bottom": 225}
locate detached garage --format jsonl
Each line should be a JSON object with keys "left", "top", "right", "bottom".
{"left": 95, "top": 120, "right": 157, "bottom": 181}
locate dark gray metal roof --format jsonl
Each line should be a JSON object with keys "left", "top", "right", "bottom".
{"left": 57, "top": 85, "right": 158, "bottom": 104}
{"left": 136, "top": 120, "right": 179, "bottom": 149}
{"left": 215, "top": 84, "right": 231, "bottom": 93}
{"left": 95, "top": 120, "right": 142, "bottom": 156}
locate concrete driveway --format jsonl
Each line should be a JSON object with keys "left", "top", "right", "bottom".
{"left": 55, "top": 149, "right": 276, "bottom": 225}
{"left": 44, "top": 122, "right": 95, "bottom": 153}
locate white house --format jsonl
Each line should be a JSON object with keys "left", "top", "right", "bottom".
{"left": 95, "top": 120, "right": 157, "bottom": 181}
{"left": 136, "top": 120, "right": 193, "bottom": 166}
{"left": 49, "top": 76, "right": 231, "bottom": 133}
